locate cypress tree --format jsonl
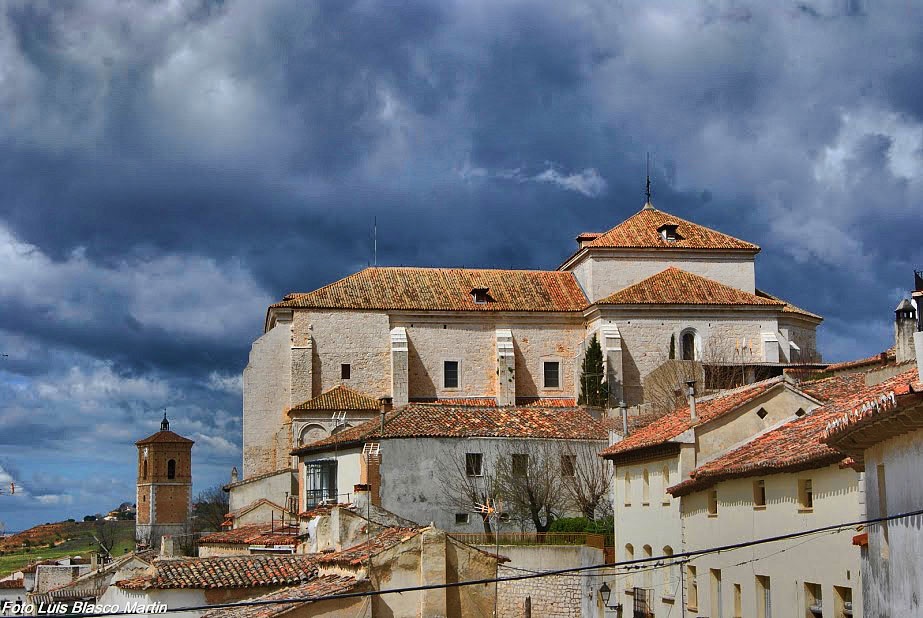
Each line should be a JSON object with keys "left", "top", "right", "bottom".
{"left": 578, "top": 334, "right": 610, "bottom": 407}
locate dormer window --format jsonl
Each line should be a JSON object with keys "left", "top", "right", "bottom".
{"left": 471, "top": 287, "right": 490, "bottom": 304}
{"left": 658, "top": 223, "right": 681, "bottom": 242}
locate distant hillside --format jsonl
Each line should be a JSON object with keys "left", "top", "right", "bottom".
{"left": 0, "top": 520, "right": 134, "bottom": 578}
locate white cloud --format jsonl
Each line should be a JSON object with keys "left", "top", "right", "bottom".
{"left": 458, "top": 162, "right": 607, "bottom": 197}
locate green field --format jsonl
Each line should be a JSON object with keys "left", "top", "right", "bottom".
{"left": 0, "top": 521, "right": 135, "bottom": 578}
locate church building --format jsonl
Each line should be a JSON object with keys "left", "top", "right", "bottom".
{"left": 237, "top": 200, "right": 822, "bottom": 511}
{"left": 135, "top": 414, "right": 194, "bottom": 549}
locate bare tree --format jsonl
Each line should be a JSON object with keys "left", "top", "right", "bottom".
{"left": 93, "top": 520, "right": 117, "bottom": 557}
{"left": 561, "top": 441, "right": 613, "bottom": 521}
{"left": 193, "top": 484, "right": 230, "bottom": 534}
{"left": 494, "top": 441, "right": 568, "bottom": 533}
{"left": 435, "top": 444, "right": 500, "bottom": 534}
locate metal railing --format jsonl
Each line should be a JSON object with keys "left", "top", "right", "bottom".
{"left": 448, "top": 532, "right": 609, "bottom": 547}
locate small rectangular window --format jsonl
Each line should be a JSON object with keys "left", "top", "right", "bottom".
{"left": 455, "top": 513, "right": 470, "bottom": 525}
{"left": 543, "top": 361, "right": 560, "bottom": 389}
{"left": 708, "top": 489, "right": 718, "bottom": 516}
{"left": 687, "top": 565, "right": 698, "bottom": 610}
{"left": 710, "top": 569, "right": 722, "bottom": 618}
{"left": 512, "top": 454, "right": 529, "bottom": 477}
{"left": 444, "top": 360, "right": 460, "bottom": 389}
{"left": 561, "top": 455, "right": 576, "bottom": 477}
{"left": 754, "top": 479, "right": 766, "bottom": 507}
{"left": 733, "top": 583, "right": 742, "bottom": 618}
{"left": 756, "top": 575, "right": 771, "bottom": 618}
{"left": 799, "top": 479, "right": 813, "bottom": 510}
{"left": 341, "top": 363, "right": 351, "bottom": 380}
{"left": 805, "top": 582, "right": 822, "bottom": 617}
{"left": 834, "top": 586, "right": 852, "bottom": 618}
{"left": 465, "top": 452, "right": 483, "bottom": 477}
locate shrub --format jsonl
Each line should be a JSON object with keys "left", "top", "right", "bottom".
{"left": 548, "top": 517, "right": 590, "bottom": 533}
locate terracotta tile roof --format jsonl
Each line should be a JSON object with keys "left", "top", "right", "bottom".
{"left": 596, "top": 268, "right": 784, "bottom": 307}
{"left": 754, "top": 289, "right": 823, "bottom": 321}
{"left": 293, "top": 404, "right": 608, "bottom": 455}
{"left": 823, "top": 348, "right": 895, "bottom": 373}
{"left": 409, "top": 397, "right": 499, "bottom": 406}
{"left": 271, "top": 267, "right": 588, "bottom": 313}
{"left": 584, "top": 207, "right": 759, "bottom": 252}
{"left": 798, "top": 373, "right": 868, "bottom": 402}
{"left": 669, "top": 368, "right": 922, "bottom": 496}
{"left": 0, "top": 578, "right": 24, "bottom": 589}
{"left": 136, "top": 429, "right": 194, "bottom": 446}
{"left": 822, "top": 367, "right": 923, "bottom": 446}
{"left": 117, "top": 555, "right": 318, "bottom": 591}
{"left": 224, "top": 469, "right": 295, "bottom": 491}
{"left": 516, "top": 397, "right": 577, "bottom": 407}
{"left": 21, "top": 557, "right": 89, "bottom": 573}
{"left": 600, "top": 377, "right": 787, "bottom": 459}
{"left": 199, "top": 524, "right": 299, "bottom": 546}
{"left": 289, "top": 385, "right": 380, "bottom": 413}
{"left": 202, "top": 575, "right": 362, "bottom": 618}
{"left": 316, "top": 528, "right": 421, "bottom": 567}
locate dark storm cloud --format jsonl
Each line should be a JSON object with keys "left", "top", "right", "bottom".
{"left": 1, "top": 0, "right": 923, "bottom": 528}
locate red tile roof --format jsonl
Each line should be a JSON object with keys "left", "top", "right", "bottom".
{"left": 292, "top": 404, "right": 608, "bottom": 455}
{"left": 669, "top": 368, "right": 922, "bottom": 496}
{"left": 136, "top": 430, "right": 194, "bottom": 446}
{"left": 405, "top": 397, "right": 578, "bottom": 408}
{"left": 289, "top": 385, "right": 380, "bottom": 413}
{"left": 198, "top": 524, "right": 299, "bottom": 546}
{"left": 410, "top": 397, "right": 499, "bottom": 407}
{"left": 754, "top": 289, "right": 823, "bottom": 321}
{"left": 201, "top": 575, "right": 362, "bottom": 618}
{"left": 584, "top": 207, "right": 759, "bottom": 252}
{"left": 117, "top": 555, "right": 317, "bottom": 590}
{"left": 596, "top": 268, "right": 784, "bottom": 308}
{"left": 316, "top": 528, "right": 421, "bottom": 567}
{"left": 600, "top": 377, "right": 787, "bottom": 460}
{"left": 823, "top": 349, "right": 896, "bottom": 373}
{"left": 0, "top": 578, "right": 24, "bottom": 589}
{"left": 797, "top": 372, "right": 868, "bottom": 403}
{"left": 271, "top": 267, "right": 588, "bottom": 313}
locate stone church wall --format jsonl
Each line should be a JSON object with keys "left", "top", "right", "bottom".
{"left": 243, "top": 321, "right": 293, "bottom": 477}
{"left": 577, "top": 252, "right": 756, "bottom": 301}
{"left": 292, "top": 310, "right": 392, "bottom": 399}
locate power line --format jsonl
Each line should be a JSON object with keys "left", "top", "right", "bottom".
{"left": 68, "top": 507, "right": 921, "bottom": 617}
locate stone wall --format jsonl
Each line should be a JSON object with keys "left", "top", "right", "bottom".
{"left": 492, "top": 546, "right": 605, "bottom": 618}
{"left": 243, "top": 320, "right": 294, "bottom": 477}
{"left": 592, "top": 311, "right": 779, "bottom": 405}
{"left": 573, "top": 251, "right": 756, "bottom": 301}
{"left": 292, "top": 310, "right": 392, "bottom": 398}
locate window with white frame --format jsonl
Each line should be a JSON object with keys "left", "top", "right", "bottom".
{"left": 543, "top": 360, "right": 561, "bottom": 389}
{"left": 444, "top": 360, "right": 460, "bottom": 389}
{"left": 465, "top": 452, "right": 483, "bottom": 477}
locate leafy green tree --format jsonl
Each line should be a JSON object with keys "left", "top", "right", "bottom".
{"left": 578, "top": 334, "right": 609, "bottom": 407}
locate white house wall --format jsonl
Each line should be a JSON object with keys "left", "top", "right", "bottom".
{"left": 861, "top": 428, "right": 923, "bottom": 618}
{"left": 681, "top": 464, "right": 862, "bottom": 618}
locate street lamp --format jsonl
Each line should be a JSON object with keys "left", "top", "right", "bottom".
{"left": 599, "top": 582, "right": 621, "bottom": 611}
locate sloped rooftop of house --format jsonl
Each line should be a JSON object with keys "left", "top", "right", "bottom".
{"left": 596, "top": 267, "right": 784, "bottom": 308}
{"left": 289, "top": 385, "right": 380, "bottom": 413}
{"left": 136, "top": 429, "right": 194, "bottom": 446}
{"left": 201, "top": 575, "right": 363, "bottom": 618}
{"left": 292, "top": 404, "right": 608, "bottom": 455}
{"left": 199, "top": 524, "right": 299, "bottom": 547}
{"left": 0, "top": 578, "right": 24, "bottom": 589}
{"left": 271, "top": 267, "right": 588, "bottom": 313}
{"left": 116, "top": 555, "right": 317, "bottom": 590}
{"left": 669, "top": 367, "right": 922, "bottom": 496}
{"left": 315, "top": 527, "right": 421, "bottom": 567}
{"left": 581, "top": 206, "right": 760, "bottom": 252}
{"left": 600, "top": 376, "right": 788, "bottom": 460}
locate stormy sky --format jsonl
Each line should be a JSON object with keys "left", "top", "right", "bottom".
{"left": 1, "top": 0, "right": 921, "bottom": 531}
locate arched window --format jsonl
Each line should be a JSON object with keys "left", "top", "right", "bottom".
{"left": 142, "top": 459, "right": 148, "bottom": 480}
{"left": 663, "top": 546, "right": 675, "bottom": 596}
{"left": 167, "top": 459, "right": 176, "bottom": 480}
{"left": 681, "top": 329, "right": 698, "bottom": 361}
{"left": 299, "top": 424, "right": 328, "bottom": 445}
{"left": 643, "top": 545, "right": 653, "bottom": 588}
{"left": 623, "top": 471, "right": 631, "bottom": 506}
{"left": 625, "top": 544, "right": 635, "bottom": 587}
{"left": 662, "top": 465, "right": 671, "bottom": 504}
{"left": 642, "top": 469, "right": 650, "bottom": 505}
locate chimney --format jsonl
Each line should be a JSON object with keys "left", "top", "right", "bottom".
{"left": 160, "top": 535, "right": 175, "bottom": 559}
{"left": 895, "top": 299, "right": 917, "bottom": 364}
{"left": 685, "top": 380, "right": 697, "bottom": 421}
{"left": 619, "top": 401, "right": 628, "bottom": 437}
{"left": 230, "top": 466, "right": 239, "bottom": 484}
{"left": 353, "top": 483, "right": 371, "bottom": 513}
{"left": 378, "top": 397, "right": 392, "bottom": 434}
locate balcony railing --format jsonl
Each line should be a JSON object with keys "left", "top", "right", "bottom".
{"left": 449, "top": 532, "right": 608, "bottom": 547}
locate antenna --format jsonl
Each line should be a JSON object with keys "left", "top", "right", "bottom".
{"left": 373, "top": 216, "right": 378, "bottom": 267}
{"left": 645, "top": 152, "right": 652, "bottom": 205}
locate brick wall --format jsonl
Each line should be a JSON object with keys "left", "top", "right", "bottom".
{"left": 496, "top": 567, "right": 583, "bottom": 618}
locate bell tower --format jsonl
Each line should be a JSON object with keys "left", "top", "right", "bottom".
{"left": 135, "top": 413, "right": 194, "bottom": 550}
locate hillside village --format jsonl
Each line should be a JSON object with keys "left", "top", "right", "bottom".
{"left": 3, "top": 201, "right": 923, "bottom": 617}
